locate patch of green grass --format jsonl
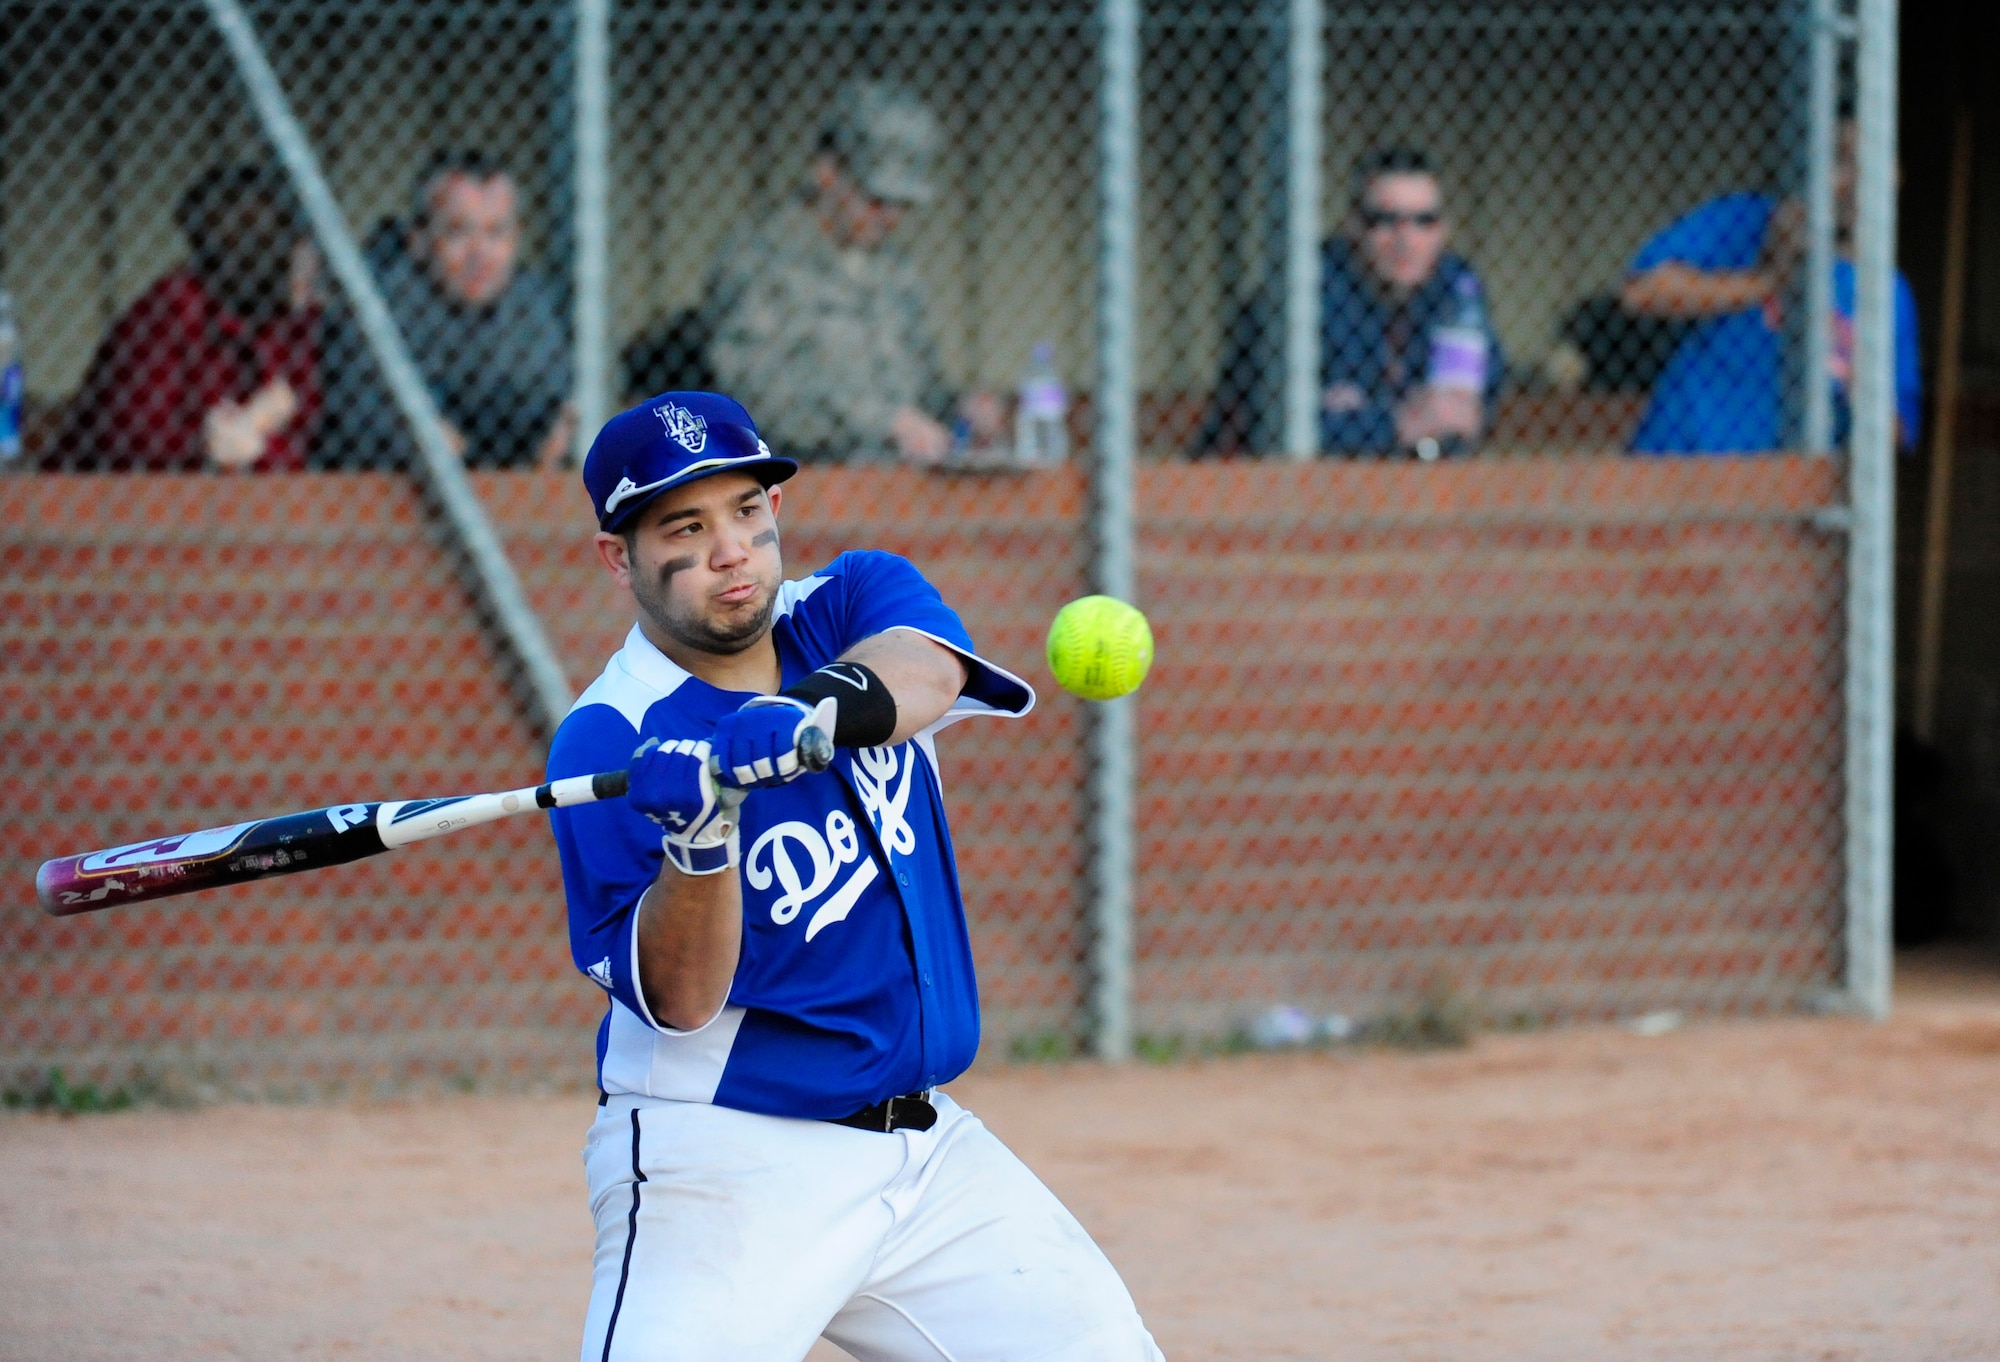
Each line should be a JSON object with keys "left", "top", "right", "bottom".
{"left": 1007, "top": 1031, "right": 1079, "bottom": 1063}
{"left": 1366, "top": 988, "right": 1476, "bottom": 1051}
{"left": 3, "top": 1067, "right": 138, "bottom": 1114}
{"left": 1134, "top": 1031, "right": 1256, "bottom": 1064}
{"left": 1210, "top": 1029, "right": 1257, "bottom": 1056}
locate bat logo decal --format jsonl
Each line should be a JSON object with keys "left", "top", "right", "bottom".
{"left": 77, "top": 822, "right": 259, "bottom": 874}
{"left": 59, "top": 878, "right": 128, "bottom": 905}
{"left": 327, "top": 804, "right": 371, "bottom": 833}
{"left": 389, "top": 797, "right": 473, "bottom": 825}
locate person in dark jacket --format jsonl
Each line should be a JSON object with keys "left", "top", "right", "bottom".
{"left": 1205, "top": 147, "right": 1505, "bottom": 458}
{"left": 314, "top": 149, "right": 573, "bottom": 470}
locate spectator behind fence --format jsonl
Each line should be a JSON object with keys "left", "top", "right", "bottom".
{"left": 701, "top": 81, "right": 1003, "bottom": 464}
{"left": 1621, "top": 117, "right": 1919, "bottom": 454}
{"left": 315, "top": 150, "right": 573, "bottom": 470}
{"left": 1204, "top": 147, "right": 1504, "bottom": 458}
{"left": 48, "top": 164, "right": 322, "bottom": 472}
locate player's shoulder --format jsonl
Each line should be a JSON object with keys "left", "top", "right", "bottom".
{"left": 776, "top": 550, "right": 927, "bottom": 616}
{"left": 814, "top": 548, "right": 928, "bottom": 586}
{"left": 548, "top": 628, "right": 698, "bottom": 779}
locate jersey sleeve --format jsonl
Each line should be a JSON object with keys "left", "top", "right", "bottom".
{"left": 1631, "top": 193, "right": 1773, "bottom": 275}
{"left": 804, "top": 550, "right": 1036, "bottom": 721}
{"left": 546, "top": 702, "right": 680, "bottom": 1034}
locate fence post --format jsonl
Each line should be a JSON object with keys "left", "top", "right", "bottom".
{"left": 204, "top": 0, "right": 575, "bottom": 736}
{"left": 1801, "top": 0, "right": 1840, "bottom": 455}
{"left": 1282, "top": 0, "right": 1322, "bottom": 461}
{"left": 572, "top": 0, "right": 612, "bottom": 458}
{"left": 1845, "top": 0, "right": 1897, "bottom": 1019}
{"left": 1091, "top": 0, "right": 1140, "bottom": 1063}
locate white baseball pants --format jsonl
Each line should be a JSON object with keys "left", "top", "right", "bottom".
{"left": 579, "top": 1091, "right": 1165, "bottom": 1362}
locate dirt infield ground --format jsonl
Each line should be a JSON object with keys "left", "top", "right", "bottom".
{"left": 5, "top": 947, "right": 1999, "bottom": 1362}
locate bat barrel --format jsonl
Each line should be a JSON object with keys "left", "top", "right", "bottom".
{"left": 34, "top": 857, "right": 81, "bottom": 917}
{"left": 34, "top": 807, "right": 388, "bottom": 917}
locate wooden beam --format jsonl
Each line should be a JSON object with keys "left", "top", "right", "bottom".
{"left": 1913, "top": 106, "right": 1974, "bottom": 744}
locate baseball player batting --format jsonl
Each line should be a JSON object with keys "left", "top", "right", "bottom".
{"left": 551, "top": 391, "right": 1164, "bottom": 1361}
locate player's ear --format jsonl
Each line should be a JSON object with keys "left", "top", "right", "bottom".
{"left": 766, "top": 484, "right": 782, "bottom": 518}
{"left": 593, "top": 530, "right": 635, "bottom": 589}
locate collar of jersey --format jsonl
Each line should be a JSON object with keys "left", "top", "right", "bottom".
{"left": 615, "top": 624, "right": 696, "bottom": 698}
{"left": 613, "top": 622, "right": 796, "bottom": 706}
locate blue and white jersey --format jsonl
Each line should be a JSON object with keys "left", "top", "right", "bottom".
{"left": 546, "top": 551, "right": 1035, "bottom": 1120}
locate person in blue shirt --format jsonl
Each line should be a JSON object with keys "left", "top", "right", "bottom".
{"left": 547, "top": 390, "right": 1164, "bottom": 1361}
{"left": 1623, "top": 118, "right": 1920, "bottom": 454}
{"left": 1204, "top": 146, "right": 1506, "bottom": 457}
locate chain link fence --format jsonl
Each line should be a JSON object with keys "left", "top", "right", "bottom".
{"left": 1151, "top": 4, "right": 1815, "bottom": 458}
{"left": 1, "top": 0, "right": 1887, "bottom": 1095}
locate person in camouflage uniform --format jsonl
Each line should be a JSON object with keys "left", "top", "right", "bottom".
{"left": 702, "top": 82, "right": 1002, "bottom": 464}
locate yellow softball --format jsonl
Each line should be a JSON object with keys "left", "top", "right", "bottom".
{"left": 1046, "top": 595, "right": 1154, "bottom": 701}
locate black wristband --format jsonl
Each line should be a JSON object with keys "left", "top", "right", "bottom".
{"left": 781, "top": 662, "right": 898, "bottom": 749}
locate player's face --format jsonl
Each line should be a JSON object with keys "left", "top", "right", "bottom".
{"left": 600, "top": 473, "right": 785, "bottom": 657}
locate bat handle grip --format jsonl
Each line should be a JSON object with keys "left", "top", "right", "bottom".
{"left": 595, "top": 724, "right": 837, "bottom": 796}
{"left": 702, "top": 724, "right": 836, "bottom": 787}
{"left": 583, "top": 727, "right": 836, "bottom": 806}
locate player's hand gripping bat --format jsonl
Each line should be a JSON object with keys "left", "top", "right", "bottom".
{"left": 34, "top": 728, "right": 835, "bottom": 918}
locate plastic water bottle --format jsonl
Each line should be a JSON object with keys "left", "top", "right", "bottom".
{"left": 1415, "top": 276, "right": 1489, "bottom": 461}
{"left": 1014, "top": 342, "right": 1068, "bottom": 467}
{"left": 1426, "top": 274, "right": 1489, "bottom": 396}
{"left": 0, "top": 292, "right": 22, "bottom": 468}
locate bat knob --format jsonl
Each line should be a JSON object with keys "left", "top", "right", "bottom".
{"left": 797, "top": 725, "right": 834, "bottom": 773}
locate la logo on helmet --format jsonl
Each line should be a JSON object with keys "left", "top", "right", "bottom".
{"left": 654, "top": 402, "right": 708, "bottom": 454}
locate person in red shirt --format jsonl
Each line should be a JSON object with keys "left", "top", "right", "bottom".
{"left": 48, "top": 164, "right": 323, "bottom": 472}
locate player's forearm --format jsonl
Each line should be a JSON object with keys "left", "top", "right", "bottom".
{"left": 634, "top": 868, "right": 743, "bottom": 1031}
{"left": 1620, "top": 264, "right": 1773, "bottom": 318}
{"left": 840, "top": 629, "right": 970, "bottom": 744}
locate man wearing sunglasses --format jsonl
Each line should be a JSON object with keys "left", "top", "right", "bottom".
{"left": 1205, "top": 146, "right": 1504, "bottom": 458}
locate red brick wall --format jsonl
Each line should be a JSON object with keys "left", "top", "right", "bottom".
{"left": 1128, "top": 459, "right": 1845, "bottom": 1035}
{"left": 1, "top": 479, "right": 577, "bottom": 1093}
{"left": 0, "top": 457, "right": 1844, "bottom": 1090}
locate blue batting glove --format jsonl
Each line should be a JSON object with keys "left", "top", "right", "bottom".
{"left": 713, "top": 695, "right": 838, "bottom": 789}
{"left": 626, "top": 736, "right": 745, "bottom": 876}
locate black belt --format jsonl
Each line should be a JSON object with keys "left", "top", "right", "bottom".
{"left": 595, "top": 1089, "right": 939, "bottom": 1134}
{"left": 826, "top": 1091, "right": 938, "bottom": 1133}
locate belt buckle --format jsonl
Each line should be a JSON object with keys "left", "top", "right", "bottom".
{"left": 886, "top": 1090, "right": 938, "bottom": 1133}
